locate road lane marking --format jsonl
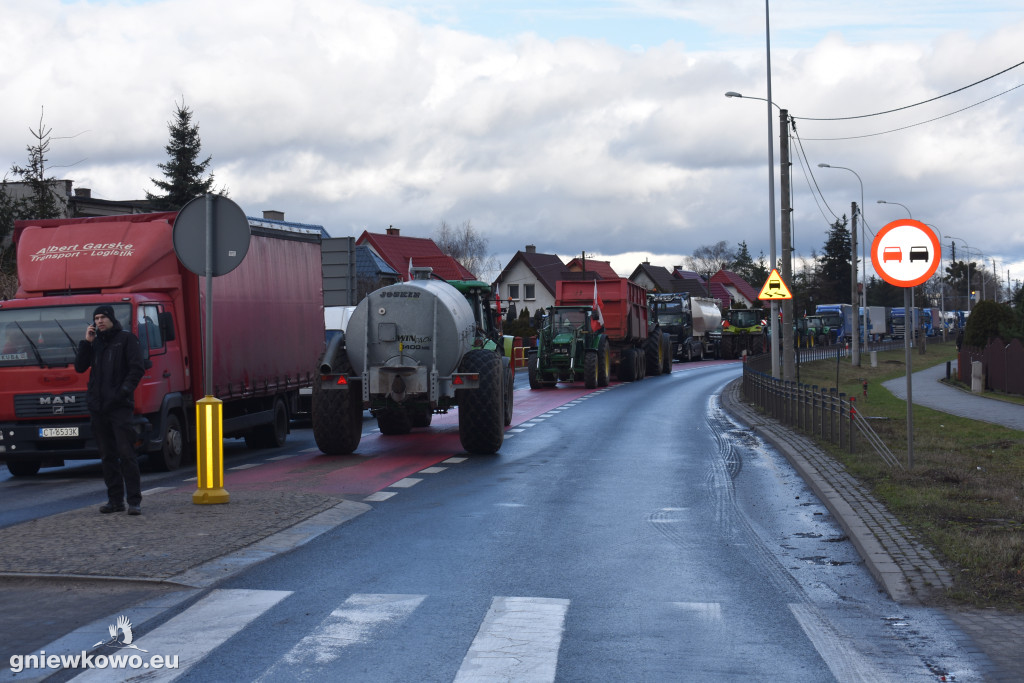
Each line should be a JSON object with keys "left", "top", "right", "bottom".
{"left": 140, "top": 486, "right": 174, "bottom": 496}
{"left": 390, "top": 478, "right": 422, "bottom": 488}
{"left": 454, "top": 596, "right": 569, "bottom": 683}
{"left": 228, "top": 463, "right": 261, "bottom": 470}
{"left": 364, "top": 491, "right": 396, "bottom": 502}
{"left": 789, "top": 603, "right": 885, "bottom": 682}
{"left": 444, "top": 457, "right": 468, "bottom": 464}
{"left": 419, "top": 467, "right": 447, "bottom": 474}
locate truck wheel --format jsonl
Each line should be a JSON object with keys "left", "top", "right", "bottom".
{"left": 661, "top": 335, "right": 673, "bottom": 374}
{"left": 644, "top": 329, "right": 663, "bottom": 376}
{"left": 584, "top": 350, "right": 598, "bottom": 389}
{"left": 597, "top": 338, "right": 610, "bottom": 387}
{"left": 618, "top": 347, "right": 636, "bottom": 382}
{"left": 411, "top": 407, "right": 433, "bottom": 428}
{"left": 5, "top": 461, "right": 40, "bottom": 477}
{"left": 151, "top": 413, "right": 184, "bottom": 471}
{"left": 313, "top": 376, "right": 363, "bottom": 455}
{"left": 377, "top": 409, "right": 413, "bottom": 435}
{"left": 458, "top": 349, "right": 504, "bottom": 455}
{"left": 246, "top": 398, "right": 289, "bottom": 449}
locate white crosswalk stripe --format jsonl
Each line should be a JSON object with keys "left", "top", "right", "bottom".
{"left": 257, "top": 594, "right": 426, "bottom": 680}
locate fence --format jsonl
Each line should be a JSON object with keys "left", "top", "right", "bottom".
{"left": 742, "top": 343, "right": 903, "bottom": 470}
{"left": 958, "top": 337, "right": 1024, "bottom": 395}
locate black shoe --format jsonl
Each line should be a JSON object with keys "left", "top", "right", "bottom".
{"left": 127, "top": 505, "right": 141, "bottom": 516}
{"left": 100, "top": 503, "right": 125, "bottom": 514}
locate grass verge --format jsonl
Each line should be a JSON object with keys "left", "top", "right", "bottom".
{"left": 769, "top": 340, "right": 1024, "bottom": 611}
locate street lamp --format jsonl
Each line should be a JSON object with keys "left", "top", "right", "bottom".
{"left": 725, "top": 90, "right": 786, "bottom": 379}
{"left": 947, "top": 236, "right": 980, "bottom": 312}
{"left": 818, "top": 163, "right": 867, "bottom": 366}
{"left": 876, "top": 199, "right": 912, "bottom": 219}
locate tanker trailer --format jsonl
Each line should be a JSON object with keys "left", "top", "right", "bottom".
{"left": 312, "top": 270, "right": 513, "bottom": 455}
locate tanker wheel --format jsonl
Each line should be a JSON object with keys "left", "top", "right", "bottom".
{"left": 644, "top": 329, "right": 663, "bottom": 376}
{"left": 150, "top": 412, "right": 185, "bottom": 471}
{"left": 617, "top": 347, "right": 633, "bottom": 382}
{"left": 458, "top": 349, "right": 504, "bottom": 455}
{"left": 312, "top": 376, "right": 363, "bottom": 455}
{"left": 661, "top": 334, "right": 673, "bottom": 374}
{"left": 5, "top": 461, "right": 40, "bottom": 477}
{"left": 503, "top": 361, "right": 515, "bottom": 426}
{"left": 597, "top": 338, "right": 610, "bottom": 387}
{"left": 584, "top": 350, "right": 598, "bottom": 389}
{"left": 411, "top": 406, "right": 433, "bottom": 428}
{"left": 377, "top": 409, "right": 413, "bottom": 435}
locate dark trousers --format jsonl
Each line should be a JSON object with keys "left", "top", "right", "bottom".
{"left": 92, "top": 408, "right": 141, "bottom": 506}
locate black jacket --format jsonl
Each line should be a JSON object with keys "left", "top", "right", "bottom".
{"left": 75, "top": 322, "right": 145, "bottom": 415}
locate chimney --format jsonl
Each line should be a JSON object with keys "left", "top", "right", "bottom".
{"left": 525, "top": 244, "right": 536, "bottom": 253}
{"left": 263, "top": 210, "right": 284, "bottom": 221}
{"left": 386, "top": 225, "right": 400, "bottom": 236}
{"left": 74, "top": 188, "right": 92, "bottom": 199}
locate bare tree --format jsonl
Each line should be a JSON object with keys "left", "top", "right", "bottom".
{"left": 682, "top": 240, "right": 735, "bottom": 281}
{"left": 433, "top": 219, "right": 500, "bottom": 281}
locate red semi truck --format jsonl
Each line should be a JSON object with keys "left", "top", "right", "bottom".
{"left": 555, "top": 278, "right": 669, "bottom": 381}
{"left": 0, "top": 212, "right": 324, "bottom": 476}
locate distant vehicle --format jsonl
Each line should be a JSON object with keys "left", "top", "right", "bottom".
{"left": 909, "top": 246, "right": 929, "bottom": 262}
{"left": 883, "top": 246, "right": 903, "bottom": 263}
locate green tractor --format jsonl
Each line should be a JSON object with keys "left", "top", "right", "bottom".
{"left": 719, "top": 307, "right": 767, "bottom": 359}
{"left": 528, "top": 306, "right": 611, "bottom": 389}
{"left": 794, "top": 315, "right": 828, "bottom": 347}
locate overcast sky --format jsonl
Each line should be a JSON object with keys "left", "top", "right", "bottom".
{"left": 3, "top": 0, "right": 1023, "bottom": 291}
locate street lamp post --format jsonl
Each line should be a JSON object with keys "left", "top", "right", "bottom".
{"left": 818, "top": 163, "right": 866, "bottom": 367}
{"left": 725, "top": 90, "right": 791, "bottom": 380}
{"left": 948, "top": 236, "right": 978, "bottom": 312}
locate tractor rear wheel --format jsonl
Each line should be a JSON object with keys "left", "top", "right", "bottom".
{"left": 584, "top": 350, "right": 598, "bottom": 389}
{"left": 597, "top": 337, "right": 610, "bottom": 387}
{"left": 458, "top": 350, "right": 504, "bottom": 454}
{"left": 661, "top": 334, "right": 672, "bottom": 374}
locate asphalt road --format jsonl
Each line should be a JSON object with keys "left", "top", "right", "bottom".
{"left": 24, "top": 361, "right": 978, "bottom": 682}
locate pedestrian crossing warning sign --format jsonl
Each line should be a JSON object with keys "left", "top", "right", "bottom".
{"left": 758, "top": 269, "right": 792, "bottom": 300}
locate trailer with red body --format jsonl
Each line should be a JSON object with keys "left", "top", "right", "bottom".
{"left": 0, "top": 212, "right": 324, "bottom": 476}
{"left": 554, "top": 278, "right": 670, "bottom": 381}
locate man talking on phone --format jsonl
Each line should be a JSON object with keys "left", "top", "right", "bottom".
{"left": 75, "top": 305, "right": 146, "bottom": 515}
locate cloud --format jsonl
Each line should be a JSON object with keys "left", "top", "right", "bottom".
{"left": 2, "top": 0, "right": 1024, "bottom": 289}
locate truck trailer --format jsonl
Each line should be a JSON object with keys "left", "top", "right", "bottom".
{"left": 649, "top": 293, "right": 721, "bottom": 361}
{"left": 0, "top": 212, "right": 324, "bottom": 476}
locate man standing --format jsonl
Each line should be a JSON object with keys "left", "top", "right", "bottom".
{"left": 75, "top": 305, "right": 146, "bottom": 515}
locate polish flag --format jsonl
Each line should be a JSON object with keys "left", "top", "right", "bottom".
{"left": 407, "top": 257, "right": 413, "bottom": 281}
{"left": 591, "top": 280, "right": 605, "bottom": 332}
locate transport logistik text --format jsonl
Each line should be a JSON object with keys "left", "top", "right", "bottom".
{"left": 30, "top": 243, "right": 135, "bottom": 261}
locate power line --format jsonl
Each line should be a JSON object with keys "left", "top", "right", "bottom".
{"left": 794, "top": 58, "right": 1024, "bottom": 121}
{"left": 798, "top": 82, "right": 1024, "bottom": 141}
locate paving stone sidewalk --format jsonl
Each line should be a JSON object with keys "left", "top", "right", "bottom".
{"left": 0, "top": 488, "right": 343, "bottom": 581}
{"left": 720, "top": 377, "right": 1024, "bottom": 682}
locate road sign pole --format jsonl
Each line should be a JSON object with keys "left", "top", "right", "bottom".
{"left": 195, "top": 194, "right": 229, "bottom": 504}
{"left": 904, "top": 286, "right": 914, "bottom": 469}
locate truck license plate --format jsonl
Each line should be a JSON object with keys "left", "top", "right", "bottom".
{"left": 39, "top": 427, "right": 79, "bottom": 438}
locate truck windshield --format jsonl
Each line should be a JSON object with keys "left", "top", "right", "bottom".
{"left": 0, "top": 304, "right": 131, "bottom": 368}
{"left": 820, "top": 313, "right": 842, "bottom": 327}
{"left": 653, "top": 300, "right": 685, "bottom": 325}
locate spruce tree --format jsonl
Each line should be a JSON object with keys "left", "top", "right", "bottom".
{"left": 817, "top": 217, "right": 852, "bottom": 304}
{"left": 147, "top": 100, "right": 217, "bottom": 210}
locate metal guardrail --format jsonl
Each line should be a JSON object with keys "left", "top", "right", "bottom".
{"left": 741, "top": 342, "right": 903, "bottom": 470}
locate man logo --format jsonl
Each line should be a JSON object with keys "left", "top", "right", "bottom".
{"left": 53, "top": 405, "right": 64, "bottom": 415}
{"left": 38, "top": 395, "right": 76, "bottom": 405}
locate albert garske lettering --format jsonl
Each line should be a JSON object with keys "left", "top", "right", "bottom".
{"left": 34, "top": 242, "right": 134, "bottom": 254}
{"left": 380, "top": 291, "right": 421, "bottom": 298}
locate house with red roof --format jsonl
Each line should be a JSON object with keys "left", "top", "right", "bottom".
{"left": 356, "top": 226, "right": 476, "bottom": 282}
{"left": 491, "top": 245, "right": 570, "bottom": 314}
{"left": 565, "top": 256, "right": 619, "bottom": 280}
{"left": 711, "top": 270, "right": 760, "bottom": 309}
{"left": 672, "top": 268, "right": 732, "bottom": 309}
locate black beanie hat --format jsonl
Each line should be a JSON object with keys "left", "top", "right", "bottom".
{"left": 93, "top": 305, "right": 117, "bottom": 324}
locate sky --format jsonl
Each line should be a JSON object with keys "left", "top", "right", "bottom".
{"left": 3, "top": 0, "right": 1024, "bottom": 294}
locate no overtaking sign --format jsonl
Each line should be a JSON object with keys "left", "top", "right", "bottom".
{"left": 871, "top": 219, "right": 941, "bottom": 288}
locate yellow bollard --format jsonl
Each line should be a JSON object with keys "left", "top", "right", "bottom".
{"left": 193, "top": 395, "right": 230, "bottom": 504}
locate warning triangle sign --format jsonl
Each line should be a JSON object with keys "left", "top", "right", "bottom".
{"left": 758, "top": 269, "right": 792, "bottom": 300}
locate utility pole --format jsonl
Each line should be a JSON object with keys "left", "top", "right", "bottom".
{"left": 850, "top": 202, "right": 860, "bottom": 366}
{"left": 779, "top": 109, "right": 795, "bottom": 382}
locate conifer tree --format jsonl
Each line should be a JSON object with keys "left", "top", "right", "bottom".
{"left": 147, "top": 100, "right": 217, "bottom": 210}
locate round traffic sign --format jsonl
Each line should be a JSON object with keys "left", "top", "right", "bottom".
{"left": 871, "top": 219, "right": 940, "bottom": 288}
{"left": 172, "top": 194, "right": 251, "bottom": 277}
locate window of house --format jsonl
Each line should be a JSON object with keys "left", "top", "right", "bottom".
{"left": 507, "top": 284, "right": 520, "bottom": 300}
{"left": 524, "top": 284, "right": 535, "bottom": 300}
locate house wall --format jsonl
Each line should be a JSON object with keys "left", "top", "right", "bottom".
{"left": 494, "top": 260, "right": 556, "bottom": 314}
